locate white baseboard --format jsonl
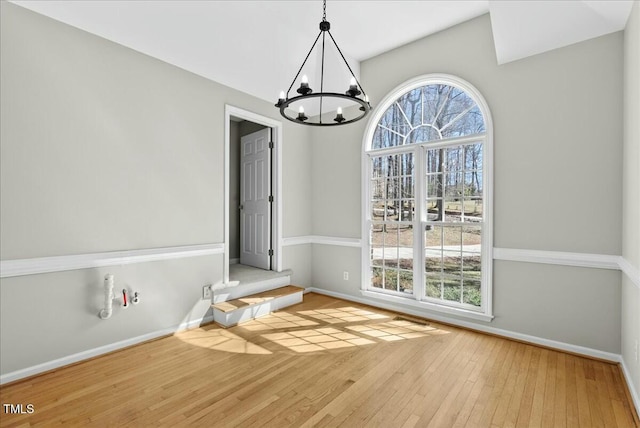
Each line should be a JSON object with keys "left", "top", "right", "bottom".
{"left": 304, "top": 287, "right": 622, "bottom": 363}
{"left": 620, "top": 356, "right": 640, "bottom": 421}
{"left": 229, "top": 258, "right": 240, "bottom": 265}
{"left": 0, "top": 314, "right": 214, "bottom": 385}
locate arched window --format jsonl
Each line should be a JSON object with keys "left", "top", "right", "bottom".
{"left": 362, "top": 75, "right": 493, "bottom": 321}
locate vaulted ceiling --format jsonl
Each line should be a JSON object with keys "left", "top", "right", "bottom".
{"left": 11, "top": 1, "right": 635, "bottom": 106}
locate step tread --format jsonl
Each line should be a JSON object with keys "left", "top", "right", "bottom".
{"left": 212, "top": 285, "right": 304, "bottom": 313}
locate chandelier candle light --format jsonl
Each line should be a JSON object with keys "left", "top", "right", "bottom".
{"left": 275, "top": 0, "right": 372, "bottom": 126}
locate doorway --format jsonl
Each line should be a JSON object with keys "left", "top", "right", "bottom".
{"left": 224, "top": 105, "right": 282, "bottom": 285}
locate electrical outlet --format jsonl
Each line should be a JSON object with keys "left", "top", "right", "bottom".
{"left": 203, "top": 284, "right": 212, "bottom": 299}
{"left": 343, "top": 271, "right": 349, "bottom": 281}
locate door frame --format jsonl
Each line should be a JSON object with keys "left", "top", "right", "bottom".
{"left": 224, "top": 105, "right": 283, "bottom": 284}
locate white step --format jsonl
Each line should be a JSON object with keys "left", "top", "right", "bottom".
{"left": 212, "top": 285, "right": 304, "bottom": 328}
{"left": 212, "top": 275, "right": 291, "bottom": 304}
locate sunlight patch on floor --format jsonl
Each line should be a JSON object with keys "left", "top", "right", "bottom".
{"left": 177, "top": 328, "right": 272, "bottom": 354}
{"left": 346, "top": 320, "right": 449, "bottom": 342}
{"left": 239, "top": 312, "right": 319, "bottom": 331}
{"left": 297, "top": 307, "right": 389, "bottom": 324}
{"left": 261, "top": 327, "right": 376, "bottom": 353}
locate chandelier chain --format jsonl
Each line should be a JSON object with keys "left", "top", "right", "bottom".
{"left": 322, "top": 0, "right": 326, "bottom": 21}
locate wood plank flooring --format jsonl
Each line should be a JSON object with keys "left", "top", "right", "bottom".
{"left": 0, "top": 292, "right": 637, "bottom": 427}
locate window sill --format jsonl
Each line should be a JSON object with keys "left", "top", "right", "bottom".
{"left": 360, "top": 290, "right": 494, "bottom": 323}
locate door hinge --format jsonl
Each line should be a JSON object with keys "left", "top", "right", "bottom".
{"left": 268, "top": 195, "right": 274, "bottom": 202}
{"left": 268, "top": 249, "right": 274, "bottom": 256}
{"left": 269, "top": 141, "right": 274, "bottom": 149}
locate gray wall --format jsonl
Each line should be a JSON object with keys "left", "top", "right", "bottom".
{"left": 622, "top": 1, "right": 640, "bottom": 397}
{"left": 309, "top": 14, "right": 624, "bottom": 353}
{"left": 0, "top": 3, "right": 311, "bottom": 376}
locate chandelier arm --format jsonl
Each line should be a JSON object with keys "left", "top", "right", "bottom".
{"left": 326, "top": 30, "right": 369, "bottom": 100}
{"left": 286, "top": 31, "right": 323, "bottom": 97}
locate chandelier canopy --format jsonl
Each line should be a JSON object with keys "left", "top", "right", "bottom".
{"left": 275, "top": 0, "right": 372, "bottom": 126}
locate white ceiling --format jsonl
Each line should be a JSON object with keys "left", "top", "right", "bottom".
{"left": 11, "top": 0, "right": 635, "bottom": 108}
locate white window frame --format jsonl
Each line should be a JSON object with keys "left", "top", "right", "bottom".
{"left": 361, "top": 74, "right": 494, "bottom": 322}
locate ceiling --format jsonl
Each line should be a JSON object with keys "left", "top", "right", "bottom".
{"left": 11, "top": 0, "right": 635, "bottom": 109}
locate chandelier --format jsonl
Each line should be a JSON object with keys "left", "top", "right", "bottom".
{"left": 275, "top": 0, "right": 372, "bottom": 126}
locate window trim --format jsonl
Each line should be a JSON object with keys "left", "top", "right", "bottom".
{"left": 361, "top": 74, "right": 494, "bottom": 322}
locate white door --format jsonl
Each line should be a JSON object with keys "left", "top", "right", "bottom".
{"left": 240, "top": 128, "right": 272, "bottom": 269}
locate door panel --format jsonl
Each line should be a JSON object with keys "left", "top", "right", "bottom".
{"left": 240, "top": 128, "right": 271, "bottom": 269}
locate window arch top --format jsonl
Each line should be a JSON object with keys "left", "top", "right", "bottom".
{"left": 371, "top": 82, "right": 486, "bottom": 150}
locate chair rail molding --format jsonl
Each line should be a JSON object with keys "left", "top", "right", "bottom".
{"left": 282, "top": 235, "right": 361, "bottom": 247}
{"left": 618, "top": 256, "right": 640, "bottom": 289}
{"left": 493, "top": 247, "right": 621, "bottom": 270}
{"left": 0, "top": 244, "right": 224, "bottom": 278}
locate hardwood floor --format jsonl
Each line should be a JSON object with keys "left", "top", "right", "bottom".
{"left": 1, "top": 292, "right": 637, "bottom": 427}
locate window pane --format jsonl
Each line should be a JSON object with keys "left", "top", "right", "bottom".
{"left": 462, "top": 253, "right": 481, "bottom": 278}
{"left": 445, "top": 146, "right": 463, "bottom": 172}
{"left": 426, "top": 173, "right": 442, "bottom": 198}
{"left": 372, "top": 267, "right": 383, "bottom": 289}
{"left": 463, "top": 279, "right": 481, "bottom": 306}
{"left": 443, "top": 251, "right": 461, "bottom": 275}
{"left": 440, "top": 92, "right": 478, "bottom": 138}
{"left": 370, "top": 223, "right": 384, "bottom": 267}
{"left": 397, "top": 88, "right": 423, "bottom": 128}
{"left": 423, "top": 85, "right": 452, "bottom": 128}
{"left": 462, "top": 226, "right": 482, "bottom": 252}
{"left": 464, "top": 172, "right": 479, "bottom": 198}
{"left": 399, "top": 270, "right": 413, "bottom": 294}
{"left": 371, "top": 177, "right": 385, "bottom": 198}
{"left": 379, "top": 104, "right": 411, "bottom": 137}
{"left": 384, "top": 268, "right": 398, "bottom": 291}
{"left": 467, "top": 198, "right": 483, "bottom": 219}
{"left": 464, "top": 143, "right": 483, "bottom": 171}
{"left": 442, "top": 275, "right": 462, "bottom": 303}
{"left": 426, "top": 275, "right": 442, "bottom": 299}
{"left": 426, "top": 148, "right": 442, "bottom": 172}
{"left": 373, "top": 126, "right": 403, "bottom": 149}
{"left": 444, "top": 172, "right": 463, "bottom": 198}
{"left": 425, "top": 225, "right": 443, "bottom": 248}
{"left": 399, "top": 200, "right": 414, "bottom": 221}
{"left": 443, "top": 226, "right": 462, "bottom": 248}
{"left": 426, "top": 200, "right": 442, "bottom": 221}
{"left": 371, "top": 200, "right": 387, "bottom": 220}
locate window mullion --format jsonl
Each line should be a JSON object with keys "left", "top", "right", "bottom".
{"left": 414, "top": 146, "right": 425, "bottom": 301}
